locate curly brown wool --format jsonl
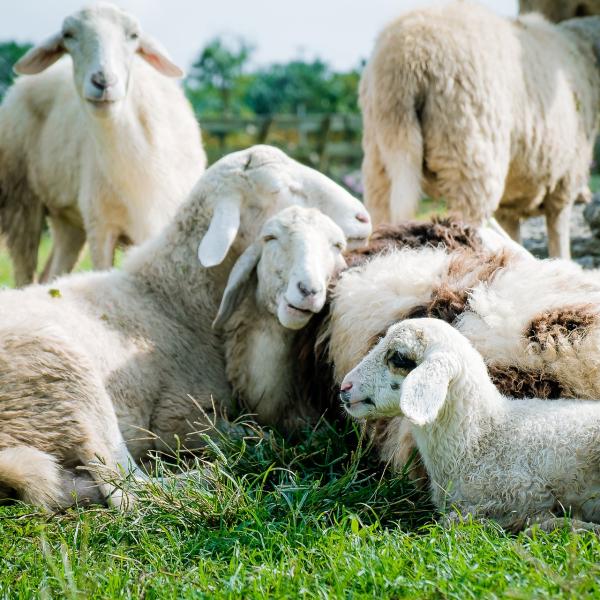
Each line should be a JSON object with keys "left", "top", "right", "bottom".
{"left": 344, "top": 216, "right": 482, "bottom": 268}
{"left": 487, "top": 364, "right": 563, "bottom": 399}
{"left": 527, "top": 306, "right": 598, "bottom": 352}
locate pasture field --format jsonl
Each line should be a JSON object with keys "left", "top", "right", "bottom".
{"left": 2, "top": 424, "right": 600, "bottom": 598}
{"left": 1, "top": 189, "right": 600, "bottom": 598}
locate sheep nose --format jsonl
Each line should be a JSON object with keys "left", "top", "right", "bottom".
{"left": 340, "top": 382, "right": 353, "bottom": 405}
{"left": 91, "top": 71, "right": 117, "bottom": 91}
{"left": 356, "top": 212, "right": 370, "bottom": 224}
{"left": 297, "top": 281, "right": 320, "bottom": 297}
{"left": 340, "top": 389, "right": 352, "bottom": 404}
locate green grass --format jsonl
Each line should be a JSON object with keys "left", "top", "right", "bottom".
{"left": 2, "top": 197, "right": 600, "bottom": 598}
{"left": 2, "top": 424, "right": 600, "bottom": 598}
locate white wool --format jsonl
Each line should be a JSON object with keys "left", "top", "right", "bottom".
{"left": 360, "top": 1, "right": 600, "bottom": 258}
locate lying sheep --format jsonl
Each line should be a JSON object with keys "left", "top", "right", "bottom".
{"left": 0, "top": 145, "right": 371, "bottom": 509}
{"left": 303, "top": 225, "right": 600, "bottom": 474}
{"left": 215, "top": 206, "right": 348, "bottom": 432}
{"left": 360, "top": 2, "right": 600, "bottom": 257}
{"left": 341, "top": 318, "right": 600, "bottom": 532}
{"left": 328, "top": 246, "right": 600, "bottom": 400}
{"left": 520, "top": 0, "right": 600, "bottom": 21}
{"left": 0, "top": 3, "right": 206, "bottom": 285}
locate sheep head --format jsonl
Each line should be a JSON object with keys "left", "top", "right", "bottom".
{"left": 340, "top": 318, "right": 485, "bottom": 424}
{"left": 14, "top": 3, "right": 182, "bottom": 113}
{"left": 197, "top": 146, "right": 371, "bottom": 268}
{"left": 213, "top": 206, "right": 347, "bottom": 331}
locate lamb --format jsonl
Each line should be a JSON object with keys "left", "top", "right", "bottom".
{"left": 215, "top": 205, "right": 348, "bottom": 432}
{"left": 341, "top": 318, "right": 600, "bottom": 532}
{"left": 0, "top": 3, "right": 206, "bottom": 286}
{"left": 360, "top": 2, "right": 600, "bottom": 257}
{"left": 0, "top": 144, "right": 371, "bottom": 509}
{"left": 520, "top": 0, "right": 600, "bottom": 21}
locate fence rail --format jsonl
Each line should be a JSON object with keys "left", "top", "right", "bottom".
{"left": 199, "top": 113, "right": 364, "bottom": 176}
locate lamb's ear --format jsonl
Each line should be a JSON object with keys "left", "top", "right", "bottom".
{"left": 14, "top": 33, "right": 65, "bottom": 75}
{"left": 212, "top": 243, "right": 262, "bottom": 329}
{"left": 198, "top": 196, "right": 242, "bottom": 267}
{"left": 138, "top": 35, "right": 184, "bottom": 78}
{"left": 399, "top": 355, "right": 453, "bottom": 426}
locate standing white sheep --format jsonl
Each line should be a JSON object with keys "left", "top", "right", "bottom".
{"left": 0, "top": 3, "right": 206, "bottom": 286}
{"left": 360, "top": 2, "right": 600, "bottom": 257}
{"left": 341, "top": 318, "right": 600, "bottom": 532}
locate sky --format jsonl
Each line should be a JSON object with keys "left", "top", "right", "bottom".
{"left": 0, "top": 1, "right": 518, "bottom": 71}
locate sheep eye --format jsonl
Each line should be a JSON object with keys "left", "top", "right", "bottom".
{"left": 129, "top": 32, "right": 140, "bottom": 41}
{"left": 63, "top": 31, "right": 75, "bottom": 40}
{"left": 386, "top": 351, "right": 417, "bottom": 372}
{"left": 333, "top": 241, "right": 344, "bottom": 251}
{"left": 263, "top": 235, "right": 277, "bottom": 242}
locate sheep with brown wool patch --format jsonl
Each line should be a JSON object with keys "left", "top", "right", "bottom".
{"left": 323, "top": 244, "right": 600, "bottom": 477}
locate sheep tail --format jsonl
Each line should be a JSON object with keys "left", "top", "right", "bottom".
{"left": 0, "top": 447, "right": 65, "bottom": 509}
{"left": 375, "top": 85, "right": 426, "bottom": 223}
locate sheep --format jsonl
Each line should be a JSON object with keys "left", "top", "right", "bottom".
{"left": 312, "top": 232, "right": 600, "bottom": 475}
{"left": 341, "top": 318, "right": 600, "bottom": 532}
{"left": 520, "top": 0, "right": 600, "bottom": 21}
{"left": 359, "top": 2, "right": 600, "bottom": 258}
{"left": 215, "top": 205, "right": 348, "bottom": 432}
{"left": 0, "top": 3, "right": 206, "bottom": 286}
{"left": 0, "top": 144, "right": 371, "bottom": 509}
{"left": 328, "top": 246, "right": 600, "bottom": 399}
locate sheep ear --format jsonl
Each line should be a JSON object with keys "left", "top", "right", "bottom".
{"left": 198, "top": 196, "right": 242, "bottom": 267}
{"left": 399, "top": 356, "right": 452, "bottom": 426}
{"left": 137, "top": 35, "right": 184, "bottom": 78}
{"left": 213, "top": 243, "right": 262, "bottom": 329}
{"left": 14, "top": 33, "right": 65, "bottom": 75}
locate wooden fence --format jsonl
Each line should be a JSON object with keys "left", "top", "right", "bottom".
{"left": 199, "top": 113, "right": 364, "bottom": 179}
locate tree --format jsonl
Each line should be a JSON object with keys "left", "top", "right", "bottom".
{"left": 0, "top": 41, "right": 32, "bottom": 99}
{"left": 244, "top": 59, "right": 361, "bottom": 116}
{"left": 186, "top": 36, "right": 254, "bottom": 116}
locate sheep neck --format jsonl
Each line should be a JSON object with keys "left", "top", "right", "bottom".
{"left": 123, "top": 196, "right": 238, "bottom": 334}
{"left": 410, "top": 375, "right": 506, "bottom": 489}
{"left": 224, "top": 289, "right": 299, "bottom": 426}
{"left": 86, "top": 96, "right": 152, "bottom": 168}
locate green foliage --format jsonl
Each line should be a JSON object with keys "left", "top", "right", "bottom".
{"left": 185, "top": 35, "right": 362, "bottom": 118}
{"left": 186, "top": 36, "right": 255, "bottom": 116}
{"left": 0, "top": 41, "right": 32, "bottom": 99}
{"left": 244, "top": 59, "right": 361, "bottom": 116}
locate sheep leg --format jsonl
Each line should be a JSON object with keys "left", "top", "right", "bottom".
{"left": 494, "top": 213, "right": 521, "bottom": 244}
{"left": 545, "top": 201, "right": 572, "bottom": 259}
{"left": 362, "top": 128, "right": 392, "bottom": 225}
{"left": 7, "top": 200, "right": 45, "bottom": 288}
{"left": 87, "top": 226, "right": 119, "bottom": 271}
{"left": 78, "top": 426, "right": 148, "bottom": 511}
{"left": 40, "top": 218, "right": 86, "bottom": 283}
